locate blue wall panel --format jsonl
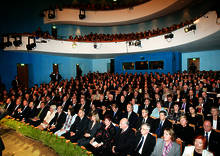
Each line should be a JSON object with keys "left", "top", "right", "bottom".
{"left": 114, "top": 52, "right": 181, "bottom": 75}
{"left": 0, "top": 50, "right": 93, "bottom": 90}
{"left": 182, "top": 50, "right": 220, "bottom": 71}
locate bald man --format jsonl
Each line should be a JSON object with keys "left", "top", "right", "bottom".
{"left": 112, "top": 118, "right": 135, "bottom": 156}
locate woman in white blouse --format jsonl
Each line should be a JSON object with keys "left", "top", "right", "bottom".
{"left": 37, "top": 105, "right": 56, "bottom": 130}
{"left": 182, "top": 135, "right": 213, "bottom": 156}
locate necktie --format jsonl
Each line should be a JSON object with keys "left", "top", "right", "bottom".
{"left": 136, "top": 136, "right": 144, "bottom": 153}
{"left": 156, "top": 121, "right": 162, "bottom": 137}
{"left": 205, "top": 132, "right": 209, "bottom": 144}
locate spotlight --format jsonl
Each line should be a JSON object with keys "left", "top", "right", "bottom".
{"left": 164, "top": 33, "right": 174, "bottom": 39}
{"left": 26, "top": 36, "right": 36, "bottom": 50}
{"left": 184, "top": 24, "right": 196, "bottom": 33}
{"left": 13, "top": 35, "right": 22, "bottom": 47}
{"left": 79, "top": 9, "right": 86, "bottom": 20}
{"left": 94, "top": 43, "right": 97, "bottom": 49}
{"left": 135, "top": 40, "right": 141, "bottom": 46}
{"left": 48, "top": 9, "right": 55, "bottom": 19}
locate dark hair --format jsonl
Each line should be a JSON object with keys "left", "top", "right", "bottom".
{"left": 104, "top": 114, "right": 112, "bottom": 122}
{"left": 159, "top": 110, "right": 167, "bottom": 116}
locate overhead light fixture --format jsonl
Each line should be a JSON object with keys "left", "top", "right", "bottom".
{"left": 164, "top": 33, "right": 174, "bottom": 39}
{"left": 48, "top": 9, "right": 55, "bottom": 19}
{"left": 79, "top": 9, "right": 86, "bottom": 20}
{"left": 135, "top": 40, "right": 141, "bottom": 47}
{"left": 26, "top": 36, "right": 36, "bottom": 50}
{"left": 13, "top": 35, "right": 22, "bottom": 47}
{"left": 184, "top": 24, "right": 196, "bottom": 33}
{"left": 94, "top": 43, "right": 97, "bottom": 49}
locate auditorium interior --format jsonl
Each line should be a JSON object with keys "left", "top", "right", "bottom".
{"left": 0, "top": 0, "right": 220, "bottom": 156}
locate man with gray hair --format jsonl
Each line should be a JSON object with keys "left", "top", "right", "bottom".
{"left": 112, "top": 118, "right": 135, "bottom": 156}
{"left": 133, "top": 123, "right": 156, "bottom": 156}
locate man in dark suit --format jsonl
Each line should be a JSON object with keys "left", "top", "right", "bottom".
{"left": 198, "top": 120, "right": 220, "bottom": 156}
{"left": 139, "top": 98, "right": 154, "bottom": 116}
{"left": 123, "top": 103, "right": 138, "bottom": 128}
{"left": 133, "top": 123, "right": 156, "bottom": 156}
{"left": 152, "top": 110, "right": 172, "bottom": 138}
{"left": 112, "top": 118, "right": 136, "bottom": 156}
{"left": 28, "top": 102, "right": 49, "bottom": 127}
{"left": 136, "top": 109, "right": 154, "bottom": 131}
{"left": 163, "top": 95, "right": 174, "bottom": 113}
{"left": 4, "top": 98, "right": 15, "bottom": 116}
{"left": 11, "top": 99, "right": 22, "bottom": 118}
{"left": 17, "top": 99, "right": 30, "bottom": 121}
{"left": 49, "top": 106, "right": 67, "bottom": 133}
{"left": 63, "top": 109, "right": 89, "bottom": 143}
{"left": 110, "top": 104, "right": 122, "bottom": 125}
{"left": 205, "top": 107, "right": 220, "bottom": 130}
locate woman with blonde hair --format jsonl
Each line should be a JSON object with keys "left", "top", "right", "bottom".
{"left": 151, "top": 128, "right": 180, "bottom": 156}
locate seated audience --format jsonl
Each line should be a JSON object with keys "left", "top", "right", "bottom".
{"left": 183, "top": 135, "right": 213, "bottom": 156}
{"left": 87, "top": 115, "right": 116, "bottom": 156}
{"left": 63, "top": 109, "right": 89, "bottom": 143}
{"left": 136, "top": 109, "right": 154, "bottom": 131}
{"left": 37, "top": 105, "right": 56, "bottom": 130}
{"left": 133, "top": 123, "right": 156, "bottom": 156}
{"left": 48, "top": 106, "right": 67, "bottom": 133}
{"left": 187, "top": 106, "right": 204, "bottom": 128}
{"left": 151, "top": 128, "right": 180, "bottom": 156}
{"left": 167, "top": 103, "right": 183, "bottom": 123}
{"left": 55, "top": 108, "right": 77, "bottom": 136}
{"left": 151, "top": 101, "right": 167, "bottom": 118}
{"left": 123, "top": 103, "right": 138, "bottom": 128}
{"left": 112, "top": 118, "right": 135, "bottom": 156}
{"left": 173, "top": 115, "right": 195, "bottom": 146}
{"left": 205, "top": 106, "right": 220, "bottom": 130}
{"left": 153, "top": 110, "right": 172, "bottom": 138}
{"left": 77, "top": 112, "right": 102, "bottom": 146}
{"left": 197, "top": 120, "right": 220, "bottom": 156}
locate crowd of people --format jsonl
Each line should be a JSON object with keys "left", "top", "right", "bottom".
{"left": 69, "top": 19, "right": 195, "bottom": 42}
{"left": 0, "top": 70, "right": 220, "bottom": 156}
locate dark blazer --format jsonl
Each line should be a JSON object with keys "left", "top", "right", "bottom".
{"left": 18, "top": 105, "right": 31, "bottom": 120}
{"left": 110, "top": 110, "right": 122, "bottom": 125}
{"left": 133, "top": 133, "right": 156, "bottom": 156}
{"left": 205, "top": 116, "right": 220, "bottom": 130}
{"left": 68, "top": 116, "right": 90, "bottom": 141}
{"left": 173, "top": 124, "right": 195, "bottom": 145}
{"left": 114, "top": 127, "right": 136, "bottom": 156}
{"left": 4, "top": 102, "right": 15, "bottom": 116}
{"left": 27, "top": 107, "right": 38, "bottom": 119}
{"left": 123, "top": 111, "right": 138, "bottom": 128}
{"left": 138, "top": 104, "right": 154, "bottom": 116}
{"left": 199, "top": 129, "right": 220, "bottom": 156}
{"left": 49, "top": 111, "right": 67, "bottom": 132}
{"left": 152, "top": 119, "right": 172, "bottom": 138}
{"left": 136, "top": 116, "right": 154, "bottom": 131}
{"left": 151, "top": 138, "right": 180, "bottom": 156}
{"left": 77, "top": 121, "right": 102, "bottom": 146}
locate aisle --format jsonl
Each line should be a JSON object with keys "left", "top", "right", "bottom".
{"left": 0, "top": 127, "right": 59, "bottom": 156}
